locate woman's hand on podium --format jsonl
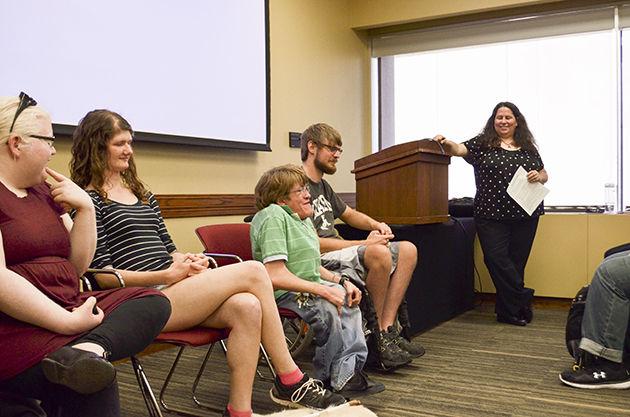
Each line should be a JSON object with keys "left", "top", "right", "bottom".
{"left": 432, "top": 134, "right": 468, "bottom": 157}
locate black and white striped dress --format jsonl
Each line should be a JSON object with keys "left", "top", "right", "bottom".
{"left": 88, "top": 191, "right": 176, "bottom": 273}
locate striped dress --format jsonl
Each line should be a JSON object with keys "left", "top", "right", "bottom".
{"left": 88, "top": 191, "right": 176, "bottom": 273}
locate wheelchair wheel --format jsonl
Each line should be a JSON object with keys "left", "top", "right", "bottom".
{"left": 282, "top": 316, "right": 313, "bottom": 358}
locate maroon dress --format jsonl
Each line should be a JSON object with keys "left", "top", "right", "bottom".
{"left": 0, "top": 182, "right": 163, "bottom": 381}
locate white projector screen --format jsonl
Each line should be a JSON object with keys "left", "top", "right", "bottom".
{"left": 1, "top": 0, "right": 270, "bottom": 150}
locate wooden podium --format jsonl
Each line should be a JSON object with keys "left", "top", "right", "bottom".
{"left": 352, "top": 139, "right": 450, "bottom": 224}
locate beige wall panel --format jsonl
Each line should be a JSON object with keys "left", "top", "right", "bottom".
{"left": 474, "top": 214, "right": 588, "bottom": 298}
{"left": 49, "top": 0, "right": 370, "bottom": 252}
{"left": 348, "top": 0, "right": 564, "bottom": 29}
{"left": 586, "top": 214, "right": 630, "bottom": 280}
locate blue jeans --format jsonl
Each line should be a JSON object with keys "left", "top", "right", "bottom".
{"left": 276, "top": 284, "right": 368, "bottom": 390}
{"left": 580, "top": 250, "right": 630, "bottom": 363}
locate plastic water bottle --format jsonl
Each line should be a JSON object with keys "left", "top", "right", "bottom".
{"left": 604, "top": 183, "right": 616, "bottom": 213}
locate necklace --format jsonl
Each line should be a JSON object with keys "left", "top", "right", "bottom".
{"left": 500, "top": 140, "right": 517, "bottom": 149}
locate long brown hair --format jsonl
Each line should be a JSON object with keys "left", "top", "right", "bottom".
{"left": 70, "top": 109, "right": 148, "bottom": 202}
{"left": 477, "top": 102, "right": 537, "bottom": 151}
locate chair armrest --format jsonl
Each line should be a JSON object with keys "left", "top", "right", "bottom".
{"left": 84, "top": 268, "right": 126, "bottom": 289}
{"left": 78, "top": 275, "right": 93, "bottom": 292}
{"left": 202, "top": 254, "right": 219, "bottom": 269}
{"left": 203, "top": 252, "right": 243, "bottom": 268}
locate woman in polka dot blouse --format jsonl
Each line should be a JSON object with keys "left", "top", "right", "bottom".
{"left": 434, "top": 101, "right": 548, "bottom": 327}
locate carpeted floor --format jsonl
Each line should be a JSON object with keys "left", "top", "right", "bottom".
{"left": 116, "top": 303, "right": 630, "bottom": 416}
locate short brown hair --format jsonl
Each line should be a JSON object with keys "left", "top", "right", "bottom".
{"left": 255, "top": 164, "right": 308, "bottom": 210}
{"left": 300, "top": 123, "right": 342, "bottom": 161}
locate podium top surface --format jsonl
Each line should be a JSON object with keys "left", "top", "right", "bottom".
{"left": 353, "top": 139, "right": 448, "bottom": 172}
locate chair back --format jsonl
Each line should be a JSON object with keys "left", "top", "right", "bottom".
{"left": 195, "top": 223, "right": 253, "bottom": 266}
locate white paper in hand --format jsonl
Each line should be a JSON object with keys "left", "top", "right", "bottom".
{"left": 506, "top": 166, "right": 549, "bottom": 216}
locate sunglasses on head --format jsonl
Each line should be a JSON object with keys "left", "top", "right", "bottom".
{"left": 9, "top": 92, "right": 37, "bottom": 133}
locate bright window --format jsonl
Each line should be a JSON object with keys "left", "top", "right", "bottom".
{"left": 389, "top": 30, "right": 617, "bottom": 206}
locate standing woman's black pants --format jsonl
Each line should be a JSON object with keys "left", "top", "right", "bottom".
{"left": 0, "top": 295, "right": 171, "bottom": 417}
{"left": 475, "top": 216, "right": 540, "bottom": 318}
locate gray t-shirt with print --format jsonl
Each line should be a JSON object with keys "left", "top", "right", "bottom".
{"left": 307, "top": 178, "right": 347, "bottom": 239}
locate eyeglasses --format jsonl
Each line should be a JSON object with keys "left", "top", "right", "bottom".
{"left": 289, "top": 186, "right": 310, "bottom": 196}
{"left": 9, "top": 92, "right": 38, "bottom": 133}
{"left": 318, "top": 143, "right": 343, "bottom": 155}
{"left": 29, "top": 134, "right": 56, "bottom": 148}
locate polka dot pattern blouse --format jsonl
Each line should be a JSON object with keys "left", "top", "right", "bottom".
{"left": 463, "top": 135, "right": 545, "bottom": 220}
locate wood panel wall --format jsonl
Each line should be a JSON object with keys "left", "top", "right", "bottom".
{"left": 156, "top": 193, "right": 356, "bottom": 218}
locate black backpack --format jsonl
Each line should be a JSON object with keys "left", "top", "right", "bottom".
{"left": 565, "top": 285, "right": 590, "bottom": 366}
{"left": 565, "top": 285, "right": 588, "bottom": 357}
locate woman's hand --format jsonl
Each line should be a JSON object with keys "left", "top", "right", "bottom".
{"left": 187, "top": 259, "right": 207, "bottom": 276}
{"left": 60, "top": 296, "right": 104, "bottom": 335}
{"left": 186, "top": 253, "right": 210, "bottom": 270}
{"left": 527, "top": 170, "right": 542, "bottom": 183}
{"left": 46, "top": 168, "right": 93, "bottom": 212}
{"left": 433, "top": 134, "right": 447, "bottom": 144}
{"left": 343, "top": 281, "right": 362, "bottom": 307}
{"left": 172, "top": 252, "right": 209, "bottom": 276}
{"left": 432, "top": 134, "right": 468, "bottom": 157}
{"left": 165, "top": 260, "right": 191, "bottom": 285}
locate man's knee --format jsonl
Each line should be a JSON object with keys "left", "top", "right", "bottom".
{"left": 398, "top": 241, "right": 418, "bottom": 265}
{"left": 364, "top": 244, "right": 392, "bottom": 270}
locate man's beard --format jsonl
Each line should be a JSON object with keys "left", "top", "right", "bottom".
{"left": 314, "top": 155, "right": 337, "bottom": 175}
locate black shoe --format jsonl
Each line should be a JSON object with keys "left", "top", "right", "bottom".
{"left": 520, "top": 307, "right": 533, "bottom": 323}
{"left": 386, "top": 326, "right": 425, "bottom": 358}
{"left": 270, "top": 374, "right": 346, "bottom": 410}
{"left": 41, "top": 346, "right": 116, "bottom": 394}
{"left": 334, "top": 370, "right": 385, "bottom": 399}
{"left": 559, "top": 358, "right": 630, "bottom": 389}
{"left": 519, "top": 302, "right": 533, "bottom": 323}
{"left": 376, "top": 328, "right": 413, "bottom": 370}
{"left": 497, "top": 315, "right": 527, "bottom": 326}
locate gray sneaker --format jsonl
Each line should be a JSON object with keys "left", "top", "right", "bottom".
{"left": 377, "top": 328, "right": 412, "bottom": 370}
{"left": 387, "top": 326, "right": 425, "bottom": 358}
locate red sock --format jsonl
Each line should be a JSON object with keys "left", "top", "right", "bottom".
{"left": 227, "top": 404, "right": 252, "bottom": 417}
{"left": 278, "top": 367, "right": 304, "bottom": 386}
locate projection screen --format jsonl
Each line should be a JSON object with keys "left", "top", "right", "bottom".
{"left": 0, "top": 0, "right": 270, "bottom": 150}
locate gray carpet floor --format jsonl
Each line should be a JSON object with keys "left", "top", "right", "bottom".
{"left": 116, "top": 303, "right": 630, "bottom": 416}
